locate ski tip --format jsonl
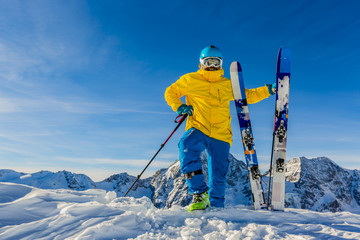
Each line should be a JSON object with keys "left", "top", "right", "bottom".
{"left": 278, "top": 47, "right": 291, "bottom": 60}
{"left": 230, "top": 61, "right": 242, "bottom": 72}
{"left": 279, "top": 47, "right": 291, "bottom": 58}
{"left": 277, "top": 47, "right": 291, "bottom": 74}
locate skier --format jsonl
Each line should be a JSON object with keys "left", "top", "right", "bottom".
{"left": 165, "top": 45, "right": 276, "bottom": 211}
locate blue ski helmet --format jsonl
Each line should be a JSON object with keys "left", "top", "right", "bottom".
{"left": 200, "top": 45, "right": 223, "bottom": 59}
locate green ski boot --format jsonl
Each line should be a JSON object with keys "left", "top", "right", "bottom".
{"left": 188, "top": 192, "right": 210, "bottom": 212}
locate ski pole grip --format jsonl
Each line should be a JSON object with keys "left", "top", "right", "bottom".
{"left": 175, "top": 114, "right": 188, "bottom": 123}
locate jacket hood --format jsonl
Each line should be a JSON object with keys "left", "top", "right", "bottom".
{"left": 197, "top": 68, "right": 224, "bottom": 82}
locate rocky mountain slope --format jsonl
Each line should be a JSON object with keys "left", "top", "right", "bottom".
{"left": 285, "top": 156, "right": 360, "bottom": 212}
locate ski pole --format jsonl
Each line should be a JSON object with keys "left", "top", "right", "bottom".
{"left": 123, "top": 114, "right": 187, "bottom": 197}
{"left": 266, "top": 129, "right": 276, "bottom": 208}
{"left": 267, "top": 85, "right": 278, "bottom": 208}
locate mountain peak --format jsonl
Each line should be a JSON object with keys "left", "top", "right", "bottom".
{"left": 286, "top": 157, "right": 360, "bottom": 212}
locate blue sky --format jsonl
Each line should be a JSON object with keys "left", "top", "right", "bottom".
{"left": 0, "top": 0, "right": 359, "bottom": 181}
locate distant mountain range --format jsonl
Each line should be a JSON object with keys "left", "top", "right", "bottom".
{"left": 1, "top": 155, "right": 359, "bottom": 213}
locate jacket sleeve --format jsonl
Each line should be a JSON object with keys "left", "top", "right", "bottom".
{"left": 164, "top": 76, "right": 187, "bottom": 112}
{"left": 245, "top": 85, "right": 271, "bottom": 104}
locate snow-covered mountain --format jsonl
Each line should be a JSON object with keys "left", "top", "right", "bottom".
{"left": 1, "top": 155, "right": 359, "bottom": 213}
{"left": 284, "top": 156, "right": 360, "bottom": 212}
{"left": 0, "top": 169, "right": 96, "bottom": 190}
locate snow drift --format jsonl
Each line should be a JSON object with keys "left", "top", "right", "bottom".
{"left": 1, "top": 182, "right": 360, "bottom": 239}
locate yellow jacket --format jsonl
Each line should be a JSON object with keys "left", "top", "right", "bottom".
{"left": 165, "top": 68, "right": 270, "bottom": 145}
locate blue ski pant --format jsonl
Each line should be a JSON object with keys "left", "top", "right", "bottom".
{"left": 178, "top": 128, "right": 230, "bottom": 207}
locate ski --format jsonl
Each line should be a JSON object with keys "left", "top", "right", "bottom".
{"left": 270, "top": 47, "right": 291, "bottom": 211}
{"left": 230, "top": 61, "right": 266, "bottom": 210}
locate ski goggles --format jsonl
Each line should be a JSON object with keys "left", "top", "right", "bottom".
{"left": 200, "top": 57, "right": 223, "bottom": 68}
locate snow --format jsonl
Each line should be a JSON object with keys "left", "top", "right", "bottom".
{"left": 1, "top": 182, "right": 360, "bottom": 239}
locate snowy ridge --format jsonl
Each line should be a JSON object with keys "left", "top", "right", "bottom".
{"left": 1, "top": 182, "right": 360, "bottom": 239}
{"left": 1, "top": 155, "right": 360, "bottom": 213}
{"left": 97, "top": 172, "right": 154, "bottom": 199}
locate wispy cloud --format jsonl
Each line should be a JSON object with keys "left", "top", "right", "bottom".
{"left": 58, "top": 156, "right": 173, "bottom": 169}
